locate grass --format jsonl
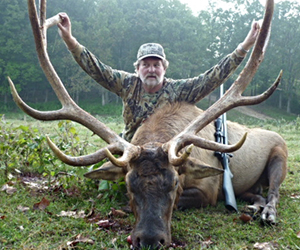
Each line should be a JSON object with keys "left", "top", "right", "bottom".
{"left": 0, "top": 177, "right": 131, "bottom": 249}
{"left": 1, "top": 107, "right": 300, "bottom": 249}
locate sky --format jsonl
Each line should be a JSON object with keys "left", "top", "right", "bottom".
{"left": 179, "top": 0, "right": 297, "bottom": 14}
{"left": 179, "top": 0, "right": 210, "bottom": 12}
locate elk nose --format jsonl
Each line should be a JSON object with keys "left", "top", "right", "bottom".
{"left": 134, "top": 233, "right": 167, "bottom": 249}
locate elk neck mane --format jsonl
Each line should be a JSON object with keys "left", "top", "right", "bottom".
{"left": 131, "top": 102, "right": 202, "bottom": 145}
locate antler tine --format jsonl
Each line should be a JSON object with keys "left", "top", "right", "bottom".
{"left": 47, "top": 135, "right": 141, "bottom": 167}
{"left": 8, "top": 0, "right": 140, "bottom": 167}
{"left": 39, "top": 0, "right": 46, "bottom": 27}
{"left": 46, "top": 138, "right": 122, "bottom": 166}
{"left": 164, "top": 0, "right": 281, "bottom": 165}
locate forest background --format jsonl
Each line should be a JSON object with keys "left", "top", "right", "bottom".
{"left": 1, "top": 0, "right": 300, "bottom": 115}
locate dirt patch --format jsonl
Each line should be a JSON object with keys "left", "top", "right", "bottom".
{"left": 206, "top": 94, "right": 273, "bottom": 121}
{"left": 234, "top": 106, "right": 273, "bottom": 120}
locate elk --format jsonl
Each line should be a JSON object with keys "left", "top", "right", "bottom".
{"left": 8, "top": 0, "right": 287, "bottom": 249}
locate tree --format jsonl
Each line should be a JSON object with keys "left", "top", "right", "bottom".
{"left": 0, "top": 0, "right": 44, "bottom": 106}
{"left": 270, "top": 0, "right": 300, "bottom": 113}
{"left": 2, "top": 0, "right": 300, "bottom": 115}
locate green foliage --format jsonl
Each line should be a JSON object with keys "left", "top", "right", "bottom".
{"left": 0, "top": 118, "right": 92, "bottom": 179}
{"left": 0, "top": 0, "right": 45, "bottom": 97}
{"left": 2, "top": 0, "right": 300, "bottom": 114}
{"left": 0, "top": 119, "right": 54, "bottom": 176}
{"left": 97, "top": 178, "right": 127, "bottom": 204}
{"left": 0, "top": 115, "right": 300, "bottom": 249}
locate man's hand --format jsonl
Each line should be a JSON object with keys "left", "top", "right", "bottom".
{"left": 57, "top": 12, "right": 78, "bottom": 50}
{"left": 237, "top": 20, "right": 261, "bottom": 56}
{"left": 242, "top": 20, "right": 261, "bottom": 50}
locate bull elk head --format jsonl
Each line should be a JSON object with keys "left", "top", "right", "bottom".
{"left": 8, "top": 0, "right": 281, "bottom": 248}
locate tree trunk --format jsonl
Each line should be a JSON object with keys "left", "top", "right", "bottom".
{"left": 278, "top": 91, "right": 282, "bottom": 109}
{"left": 102, "top": 91, "right": 106, "bottom": 106}
{"left": 286, "top": 98, "right": 291, "bottom": 113}
{"left": 44, "top": 89, "right": 48, "bottom": 103}
{"left": 75, "top": 89, "right": 79, "bottom": 104}
{"left": 286, "top": 91, "right": 292, "bottom": 113}
{"left": 286, "top": 77, "right": 295, "bottom": 113}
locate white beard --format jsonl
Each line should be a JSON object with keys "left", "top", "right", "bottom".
{"left": 140, "top": 74, "right": 163, "bottom": 90}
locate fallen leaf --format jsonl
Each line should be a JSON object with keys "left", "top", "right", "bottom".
{"left": 21, "top": 176, "right": 50, "bottom": 191}
{"left": 291, "top": 193, "right": 300, "bottom": 199}
{"left": 254, "top": 242, "right": 279, "bottom": 250}
{"left": 254, "top": 242, "right": 270, "bottom": 250}
{"left": 97, "top": 219, "right": 115, "bottom": 229}
{"left": 33, "top": 197, "right": 50, "bottom": 211}
{"left": 170, "top": 239, "right": 187, "bottom": 248}
{"left": 57, "top": 210, "right": 86, "bottom": 219}
{"left": 7, "top": 173, "right": 14, "bottom": 180}
{"left": 200, "top": 236, "right": 214, "bottom": 248}
{"left": 0, "top": 215, "right": 6, "bottom": 220}
{"left": 239, "top": 213, "right": 253, "bottom": 223}
{"left": 7, "top": 180, "right": 16, "bottom": 186}
{"left": 297, "top": 231, "right": 300, "bottom": 238}
{"left": 64, "top": 185, "right": 81, "bottom": 197}
{"left": 14, "top": 168, "right": 22, "bottom": 174}
{"left": 109, "top": 207, "right": 127, "bottom": 218}
{"left": 1, "top": 184, "right": 9, "bottom": 191}
{"left": 111, "top": 237, "right": 117, "bottom": 245}
{"left": 17, "top": 205, "right": 30, "bottom": 213}
{"left": 67, "top": 234, "right": 94, "bottom": 247}
{"left": 86, "top": 212, "right": 102, "bottom": 223}
{"left": 85, "top": 207, "right": 95, "bottom": 218}
{"left": 1, "top": 184, "right": 17, "bottom": 195}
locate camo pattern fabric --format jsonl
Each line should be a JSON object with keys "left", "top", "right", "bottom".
{"left": 70, "top": 44, "right": 244, "bottom": 142}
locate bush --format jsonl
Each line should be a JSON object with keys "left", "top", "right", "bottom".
{"left": 0, "top": 118, "right": 89, "bottom": 179}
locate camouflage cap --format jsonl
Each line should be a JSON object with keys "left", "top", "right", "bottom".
{"left": 137, "top": 43, "right": 166, "bottom": 61}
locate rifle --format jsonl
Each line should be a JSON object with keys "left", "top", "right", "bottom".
{"left": 214, "top": 84, "right": 238, "bottom": 212}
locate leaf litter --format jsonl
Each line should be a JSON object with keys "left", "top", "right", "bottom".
{"left": 1, "top": 174, "right": 187, "bottom": 248}
{"left": 66, "top": 234, "right": 95, "bottom": 247}
{"left": 253, "top": 241, "right": 279, "bottom": 250}
{"left": 1, "top": 183, "right": 17, "bottom": 195}
{"left": 33, "top": 196, "right": 50, "bottom": 211}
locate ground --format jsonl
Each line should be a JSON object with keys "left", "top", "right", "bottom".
{"left": 206, "top": 94, "right": 273, "bottom": 121}
{"left": 234, "top": 106, "right": 273, "bottom": 120}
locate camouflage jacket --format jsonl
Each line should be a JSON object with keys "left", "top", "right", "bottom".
{"left": 71, "top": 44, "right": 244, "bottom": 141}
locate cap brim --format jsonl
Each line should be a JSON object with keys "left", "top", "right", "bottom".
{"left": 138, "top": 54, "right": 165, "bottom": 60}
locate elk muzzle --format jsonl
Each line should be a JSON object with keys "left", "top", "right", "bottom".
{"left": 126, "top": 146, "right": 179, "bottom": 249}
{"left": 131, "top": 228, "right": 170, "bottom": 249}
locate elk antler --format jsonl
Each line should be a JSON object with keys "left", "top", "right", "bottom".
{"left": 8, "top": 0, "right": 140, "bottom": 167}
{"left": 163, "top": 0, "right": 282, "bottom": 166}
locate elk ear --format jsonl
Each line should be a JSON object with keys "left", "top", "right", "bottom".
{"left": 84, "top": 161, "right": 126, "bottom": 180}
{"left": 179, "top": 157, "right": 223, "bottom": 179}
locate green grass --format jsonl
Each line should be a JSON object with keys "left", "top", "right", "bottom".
{"left": 0, "top": 175, "right": 131, "bottom": 249}
{"left": 1, "top": 108, "right": 300, "bottom": 249}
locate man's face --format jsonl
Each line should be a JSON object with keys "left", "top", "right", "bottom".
{"left": 137, "top": 57, "right": 166, "bottom": 93}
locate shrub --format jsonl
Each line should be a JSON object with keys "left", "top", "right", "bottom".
{"left": 0, "top": 118, "right": 88, "bottom": 179}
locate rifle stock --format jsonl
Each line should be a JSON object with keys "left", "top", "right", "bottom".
{"left": 221, "top": 154, "right": 238, "bottom": 212}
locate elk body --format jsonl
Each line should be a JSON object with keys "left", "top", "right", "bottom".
{"left": 8, "top": 0, "right": 287, "bottom": 249}
{"left": 86, "top": 102, "right": 287, "bottom": 247}
{"left": 135, "top": 103, "right": 287, "bottom": 213}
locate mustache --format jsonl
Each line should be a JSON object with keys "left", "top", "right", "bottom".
{"left": 146, "top": 74, "right": 158, "bottom": 79}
